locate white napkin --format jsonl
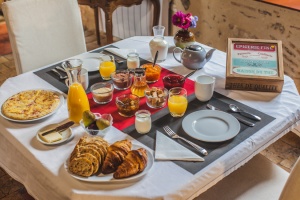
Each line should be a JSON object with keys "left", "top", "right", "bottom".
{"left": 105, "top": 48, "right": 137, "bottom": 59}
{"left": 155, "top": 131, "right": 204, "bottom": 162}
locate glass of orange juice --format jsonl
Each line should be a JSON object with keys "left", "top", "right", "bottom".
{"left": 99, "top": 55, "right": 116, "bottom": 80}
{"left": 168, "top": 87, "right": 188, "bottom": 117}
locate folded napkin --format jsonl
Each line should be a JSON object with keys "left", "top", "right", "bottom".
{"left": 105, "top": 48, "right": 137, "bottom": 59}
{"left": 155, "top": 131, "right": 204, "bottom": 162}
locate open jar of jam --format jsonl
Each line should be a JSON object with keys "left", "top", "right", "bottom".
{"left": 162, "top": 74, "right": 185, "bottom": 90}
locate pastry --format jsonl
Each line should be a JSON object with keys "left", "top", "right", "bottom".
{"left": 113, "top": 148, "right": 148, "bottom": 179}
{"left": 101, "top": 139, "right": 132, "bottom": 174}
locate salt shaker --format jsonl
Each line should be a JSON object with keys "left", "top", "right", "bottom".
{"left": 127, "top": 52, "right": 140, "bottom": 69}
{"left": 135, "top": 110, "right": 151, "bottom": 134}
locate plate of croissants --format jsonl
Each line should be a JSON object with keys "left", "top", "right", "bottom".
{"left": 64, "top": 136, "right": 154, "bottom": 183}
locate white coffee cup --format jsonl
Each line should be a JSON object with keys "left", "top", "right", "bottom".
{"left": 65, "top": 68, "right": 89, "bottom": 91}
{"left": 195, "top": 75, "right": 215, "bottom": 102}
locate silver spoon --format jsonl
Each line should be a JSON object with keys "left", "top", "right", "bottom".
{"left": 229, "top": 104, "right": 261, "bottom": 121}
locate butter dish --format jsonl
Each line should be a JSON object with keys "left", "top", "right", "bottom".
{"left": 36, "top": 123, "right": 73, "bottom": 145}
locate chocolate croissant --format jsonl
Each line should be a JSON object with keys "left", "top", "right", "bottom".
{"left": 101, "top": 139, "right": 132, "bottom": 174}
{"left": 113, "top": 148, "right": 148, "bottom": 179}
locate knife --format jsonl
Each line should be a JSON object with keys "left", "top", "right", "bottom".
{"left": 41, "top": 121, "right": 75, "bottom": 136}
{"left": 206, "top": 104, "right": 255, "bottom": 127}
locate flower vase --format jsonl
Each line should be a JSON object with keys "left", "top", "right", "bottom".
{"left": 173, "top": 29, "right": 195, "bottom": 49}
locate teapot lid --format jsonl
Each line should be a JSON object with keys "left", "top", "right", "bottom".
{"left": 186, "top": 45, "right": 203, "bottom": 51}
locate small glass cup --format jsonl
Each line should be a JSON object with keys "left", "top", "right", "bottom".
{"left": 99, "top": 55, "right": 116, "bottom": 80}
{"left": 91, "top": 82, "right": 113, "bottom": 104}
{"left": 163, "top": 74, "right": 185, "bottom": 90}
{"left": 116, "top": 94, "right": 139, "bottom": 117}
{"left": 168, "top": 87, "right": 188, "bottom": 117}
{"left": 135, "top": 110, "right": 151, "bottom": 134}
{"left": 127, "top": 52, "right": 140, "bottom": 69}
{"left": 111, "top": 70, "right": 132, "bottom": 90}
{"left": 141, "top": 63, "right": 161, "bottom": 83}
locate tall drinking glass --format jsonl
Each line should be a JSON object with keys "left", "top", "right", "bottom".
{"left": 168, "top": 87, "right": 188, "bottom": 117}
{"left": 99, "top": 55, "right": 116, "bottom": 80}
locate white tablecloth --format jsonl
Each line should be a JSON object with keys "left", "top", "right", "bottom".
{"left": 1, "top": 36, "right": 300, "bottom": 200}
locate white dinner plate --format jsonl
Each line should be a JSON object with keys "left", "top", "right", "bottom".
{"left": 182, "top": 110, "right": 240, "bottom": 142}
{"left": 0, "top": 89, "right": 64, "bottom": 123}
{"left": 64, "top": 144, "right": 154, "bottom": 183}
{"left": 72, "top": 53, "right": 103, "bottom": 72}
{"left": 36, "top": 124, "right": 73, "bottom": 145}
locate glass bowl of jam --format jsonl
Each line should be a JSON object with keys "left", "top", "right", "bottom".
{"left": 162, "top": 74, "right": 185, "bottom": 90}
{"left": 141, "top": 63, "right": 161, "bottom": 83}
{"left": 115, "top": 94, "right": 140, "bottom": 117}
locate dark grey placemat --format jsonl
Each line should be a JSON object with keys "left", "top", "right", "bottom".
{"left": 34, "top": 45, "right": 148, "bottom": 94}
{"left": 123, "top": 92, "right": 275, "bottom": 174}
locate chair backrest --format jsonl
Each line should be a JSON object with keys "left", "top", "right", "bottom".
{"left": 2, "top": 0, "right": 87, "bottom": 74}
{"left": 279, "top": 156, "right": 300, "bottom": 200}
{"left": 98, "top": 0, "right": 168, "bottom": 39}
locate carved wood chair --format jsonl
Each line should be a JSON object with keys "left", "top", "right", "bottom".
{"left": 78, "top": 0, "right": 161, "bottom": 45}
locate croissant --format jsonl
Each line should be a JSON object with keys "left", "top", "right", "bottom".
{"left": 113, "top": 148, "right": 148, "bottom": 179}
{"left": 101, "top": 139, "right": 132, "bottom": 174}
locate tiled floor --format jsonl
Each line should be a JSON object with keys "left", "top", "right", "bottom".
{"left": 0, "top": 21, "right": 300, "bottom": 200}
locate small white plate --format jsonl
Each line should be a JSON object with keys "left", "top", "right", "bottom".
{"left": 65, "top": 144, "right": 154, "bottom": 183}
{"left": 72, "top": 53, "right": 103, "bottom": 72}
{"left": 182, "top": 110, "right": 240, "bottom": 142}
{"left": 36, "top": 124, "right": 73, "bottom": 145}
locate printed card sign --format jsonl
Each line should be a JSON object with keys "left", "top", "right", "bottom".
{"left": 226, "top": 38, "right": 284, "bottom": 93}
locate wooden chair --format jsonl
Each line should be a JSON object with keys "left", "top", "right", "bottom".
{"left": 78, "top": 0, "right": 161, "bottom": 45}
{"left": 196, "top": 154, "right": 300, "bottom": 200}
{"left": 2, "top": 0, "right": 87, "bottom": 74}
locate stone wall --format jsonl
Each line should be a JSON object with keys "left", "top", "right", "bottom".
{"left": 172, "top": 0, "right": 300, "bottom": 88}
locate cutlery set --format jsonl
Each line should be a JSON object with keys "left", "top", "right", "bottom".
{"left": 163, "top": 103, "right": 261, "bottom": 159}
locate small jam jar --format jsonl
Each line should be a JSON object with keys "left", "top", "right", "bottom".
{"left": 135, "top": 110, "right": 151, "bottom": 134}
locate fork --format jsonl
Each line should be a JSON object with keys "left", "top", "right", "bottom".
{"left": 51, "top": 69, "right": 67, "bottom": 79}
{"left": 163, "top": 126, "right": 208, "bottom": 156}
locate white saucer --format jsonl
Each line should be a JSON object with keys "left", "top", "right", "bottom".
{"left": 182, "top": 110, "right": 240, "bottom": 142}
{"left": 36, "top": 124, "right": 73, "bottom": 145}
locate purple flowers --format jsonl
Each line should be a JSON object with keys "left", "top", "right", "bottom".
{"left": 172, "top": 11, "right": 198, "bottom": 30}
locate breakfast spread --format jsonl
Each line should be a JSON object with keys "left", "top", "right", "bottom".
{"left": 1, "top": 89, "right": 60, "bottom": 120}
{"left": 68, "top": 137, "right": 148, "bottom": 179}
